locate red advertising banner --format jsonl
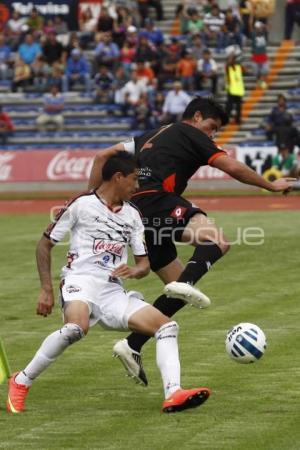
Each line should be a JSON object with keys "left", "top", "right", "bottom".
{"left": 0, "top": 150, "right": 96, "bottom": 182}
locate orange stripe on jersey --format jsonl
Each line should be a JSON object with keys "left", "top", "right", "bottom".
{"left": 208, "top": 151, "right": 226, "bottom": 165}
{"left": 131, "top": 189, "right": 159, "bottom": 197}
{"left": 162, "top": 173, "right": 176, "bottom": 193}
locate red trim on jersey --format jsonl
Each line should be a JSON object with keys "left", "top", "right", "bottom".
{"left": 131, "top": 189, "right": 159, "bottom": 197}
{"left": 162, "top": 173, "right": 176, "bottom": 193}
{"left": 208, "top": 151, "right": 226, "bottom": 165}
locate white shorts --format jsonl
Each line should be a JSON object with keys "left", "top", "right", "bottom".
{"left": 59, "top": 275, "right": 149, "bottom": 330}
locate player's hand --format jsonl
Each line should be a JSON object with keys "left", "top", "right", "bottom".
{"left": 270, "top": 177, "right": 297, "bottom": 195}
{"left": 112, "top": 264, "right": 140, "bottom": 279}
{"left": 37, "top": 288, "right": 55, "bottom": 317}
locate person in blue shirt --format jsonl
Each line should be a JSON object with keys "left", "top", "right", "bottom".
{"left": 18, "top": 33, "right": 41, "bottom": 66}
{"left": 62, "top": 48, "right": 91, "bottom": 93}
{"left": 140, "top": 18, "right": 164, "bottom": 46}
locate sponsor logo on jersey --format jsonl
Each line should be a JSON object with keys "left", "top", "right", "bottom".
{"left": 93, "top": 239, "right": 125, "bottom": 257}
{"left": 66, "top": 285, "right": 81, "bottom": 293}
{"left": 170, "top": 206, "right": 187, "bottom": 219}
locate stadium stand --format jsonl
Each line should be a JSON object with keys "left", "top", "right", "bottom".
{"left": 0, "top": 1, "right": 299, "bottom": 155}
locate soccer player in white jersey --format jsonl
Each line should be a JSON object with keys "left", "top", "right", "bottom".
{"left": 6, "top": 152, "right": 210, "bottom": 414}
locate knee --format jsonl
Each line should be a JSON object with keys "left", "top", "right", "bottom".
{"left": 61, "top": 323, "right": 86, "bottom": 344}
{"left": 218, "top": 238, "right": 231, "bottom": 255}
{"left": 155, "top": 320, "right": 179, "bottom": 340}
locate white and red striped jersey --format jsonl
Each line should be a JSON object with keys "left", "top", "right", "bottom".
{"left": 44, "top": 192, "right": 147, "bottom": 279}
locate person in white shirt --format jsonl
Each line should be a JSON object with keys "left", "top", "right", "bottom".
{"left": 196, "top": 48, "right": 218, "bottom": 94}
{"left": 6, "top": 151, "right": 210, "bottom": 415}
{"left": 161, "top": 81, "right": 191, "bottom": 123}
{"left": 121, "top": 70, "right": 147, "bottom": 115}
{"left": 203, "top": 4, "right": 226, "bottom": 51}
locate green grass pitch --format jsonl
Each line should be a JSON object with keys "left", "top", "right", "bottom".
{"left": 0, "top": 210, "right": 299, "bottom": 450}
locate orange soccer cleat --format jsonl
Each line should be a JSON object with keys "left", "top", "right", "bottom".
{"left": 6, "top": 372, "right": 30, "bottom": 414}
{"left": 162, "top": 387, "right": 211, "bottom": 413}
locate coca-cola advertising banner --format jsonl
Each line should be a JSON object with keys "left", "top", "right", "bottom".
{"left": 0, "top": 150, "right": 95, "bottom": 182}
{"left": 0, "top": 146, "right": 278, "bottom": 183}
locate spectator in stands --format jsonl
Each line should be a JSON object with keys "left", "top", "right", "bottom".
{"left": 93, "top": 65, "right": 115, "bottom": 103}
{"left": 43, "top": 19, "right": 55, "bottom": 35}
{"left": 18, "top": 32, "right": 42, "bottom": 66}
{"left": 196, "top": 48, "right": 218, "bottom": 94}
{"left": 137, "top": 0, "right": 164, "bottom": 26}
{"left": 53, "top": 15, "right": 69, "bottom": 35}
{"left": 42, "top": 32, "right": 65, "bottom": 66}
{"left": 135, "top": 36, "right": 157, "bottom": 67}
{"left": 239, "top": 0, "right": 252, "bottom": 38}
{"left": 150, "top": 91, "right": 165, "bottom": 127}
{"left": 203, "top": 4, "right": 226, "bottom": 51}
{"left": 11, "top": 56, "right": 32, "bottom": 92}
{"left": 120, "top": 39, "right": 136, "bottom": 76}
{"left": 176, "top": 49, "right": 197, "bottom": 91}
{"left": 79, "top": 7, "right": 97, "bottom": 48}
{"left": 31, "top": 55, "right": 50, "bottom": 91}
{"left": 0, "top": 106, "right": 14, "bottom": 145}
{"left": 94, "top": 32, "right": 120, "bottom": 71}
{"left": 36, "top": 84, "right": 65, "bottom": 132}
{"left": 189, "top": 33, "right": 203, "bottom": 60}
{"left": 135, "top": 60, "right": 155, "bottom": 85}
{"left": 26, "top": 7, "right": 44, "bottom": 35}
{"left": 225, "top": 52, "right": 245, "bottom": 124}
{"left": 64, "top": 32, "right": 81, "bottom": 58}
{"left": 0, "top": 34, "right": 12, "bottom": 80}
{"left": 250, "top": 21, "right": 268, "bottom": 89}
{"left": 6, "top": 10, "right": 26, "bottom": 51}
{"left": 187, "top": 10, "right": 204, "bottom": 35}
{"left": 130, "top": 92, "right": 152, "bottom": 130}
{"left": 121, "top": 69, "right": 148, "bottom": 115}
{"left": 141, "top": 18, "right": 164, "bottom": 46}
{"left": 97, "top": 6, "right": 114, "bottom": 33}
{"left": 274, "top": 113, "right": 300, "bottom": 152}
{"left": 264, "top": 94, "right": 291, "bottom": 140}
{"left": 223, "top": 7, "right": 243, "bottom": 48}
{"left": 157, "top": 46, "right": 178, "bottom": 90}
{"left": 284, "top": 0, "right": 300, "bottom": 39}
{"left": 47, "top": 62, "right": 64, "bottom": 91}
{"left": 126, "top": 25, "right": 139, "bottom": 47}
{"left": 113, "top": 65, "right": 128, "bottom": 106}
{"left": 272, "top": 143, "right": 300, "bottom": 177}
{"left": 62, "top": 48, "right": 91, "bottom": 94}
{"left": 161, "top": 81, "right": 191, "bottom": 123}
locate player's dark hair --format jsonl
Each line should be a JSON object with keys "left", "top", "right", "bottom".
{"left": 182, "top": 96, "right": 228, "bottom": 126}
{"left": 102, "top": 151, "right": 138, "bottom": 181}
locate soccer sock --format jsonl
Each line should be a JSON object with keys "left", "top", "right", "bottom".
{"left": 15, "top": 323, "right": 84, "bottom": 386}
{"left": 177, "top": 241, "right": 223, "bottom": 285}
{"left": 126, "top": 294, "right": 185, "bottom": 353}
{"left": 155, "top": 321, "right": 180, "bottom": 399}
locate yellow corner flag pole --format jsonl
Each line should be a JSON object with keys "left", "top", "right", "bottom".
{"left": 0, "top": 338, "right": 11, "bottom": 384}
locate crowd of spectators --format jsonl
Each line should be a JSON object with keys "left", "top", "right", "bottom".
{"left": 0, "top": 0, "right": 297, "bottom": 148}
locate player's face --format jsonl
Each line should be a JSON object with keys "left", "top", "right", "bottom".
{"left": 119, "top": 170, "right": 139, "bottom": 200}
{"left": 197, "top": 117, "right": 222, "bottom": 140}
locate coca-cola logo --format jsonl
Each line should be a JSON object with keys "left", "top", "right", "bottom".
{"left": 47, "top": 151, "right": 94, "bottom": 180}
{"left": 93, "top": 239, "right": 125, "bottom": 257}
{"left": 0, "top": 153, "right": 15, "bottom": 181}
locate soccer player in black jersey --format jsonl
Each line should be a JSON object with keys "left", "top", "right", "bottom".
{"left": 89, "top": 97, "right": 296, "bottom": 386}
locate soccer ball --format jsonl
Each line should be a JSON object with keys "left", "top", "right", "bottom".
{"left": 225, "top": 323, "right": 267, "bottom": 364}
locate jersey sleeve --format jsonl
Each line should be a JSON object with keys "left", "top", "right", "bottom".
{"left": 130, "top": 210, "right": 148, "bottom": 256}
{"left": 121, "top": 137, "right": 135, "bottom": 154}
{"left": 184, "top": 125, "right": 227, "bottom": 165}
{"left": 44, "top": 200, "right": 78, "bottom": 243}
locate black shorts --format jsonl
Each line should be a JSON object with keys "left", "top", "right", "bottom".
{"left": 131, "top": 191, "right": 206, "bottom": 272}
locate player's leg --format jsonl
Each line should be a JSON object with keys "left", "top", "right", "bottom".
{"left": 128, "top": 306, "right": 211, "bottom": 412}
{"left": 6, "top": 301, "right": 88, "bottom": 413}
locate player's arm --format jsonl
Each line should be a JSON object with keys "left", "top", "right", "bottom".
{"left": 88, "top": 138, "right": 135, "bottom": 190}
{"left": 211, "top": 155, "right": 297, "bottom": 194}
{"left": 36, "top": 235, "right": 56, "bottom": 317}
{"left": 112, "top": 256, "right": 150, "bottom": 280}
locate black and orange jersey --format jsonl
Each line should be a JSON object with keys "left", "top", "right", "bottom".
{"left": 134, "top": 122, "right": 226, "bottom": 196}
